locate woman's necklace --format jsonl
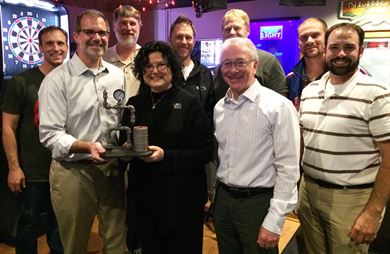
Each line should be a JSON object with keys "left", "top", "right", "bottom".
{"left": 150, "top": 90, "right": 167, "bottom": 110}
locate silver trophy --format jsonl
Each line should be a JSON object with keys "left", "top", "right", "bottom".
{"left": 101, "top": 89, "right": 151, "bottom": 158}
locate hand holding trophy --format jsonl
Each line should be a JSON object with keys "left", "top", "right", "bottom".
{"left": 101, "top": 89, "right": 151, "bottom": 159}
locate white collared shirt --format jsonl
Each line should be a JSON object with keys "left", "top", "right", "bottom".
{"left": 214, "top": 79, "right": 300, "bottom": 234}
{"left": 300, "top": 71, "right": 390, "bottom": 185}
{"left": 38, "top": 53, "right": 125, "bottom": 161}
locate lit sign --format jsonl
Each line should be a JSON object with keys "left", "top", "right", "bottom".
{"left": 260, "top": 25, "right": 283, "bottom": 40}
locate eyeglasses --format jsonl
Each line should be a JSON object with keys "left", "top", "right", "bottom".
{"left": 220, "top": 59, "right": 254, "bottom": 70}
{"left": 144, "top": 63, "right": 168, "bottom": 73}
{"left": 79, "top": 29, "right": 110, "bottom": 38}
{"left": 223, "top": 25, "right": 244, "bottom": 34}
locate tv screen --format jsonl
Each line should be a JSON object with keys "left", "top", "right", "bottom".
{"left": 248, "top": 17, "right": 300, "bottom": 74}
{"left": 193, "top": 38, "right": 223, "bottom": 69}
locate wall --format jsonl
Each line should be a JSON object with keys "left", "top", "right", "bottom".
{"left": 60, "top": 0, "right": 390, "bottom": 46}
{"left": 160, "top": 0, "right": 342, "bottom": 41}
{"left": 156, "top": 0, "right": 389, "bottom": 41}
{"left": 62, "top": 5, "right": 117, "bottom": 46}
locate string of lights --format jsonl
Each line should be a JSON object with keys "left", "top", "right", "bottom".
{"left": 130, "top": 0, "right": 176, "bottom": 11}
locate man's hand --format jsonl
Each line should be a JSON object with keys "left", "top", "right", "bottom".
{"left": 348, "top": 208, "right": 381, "bottom": 245}
{"left": 140, "top": 145, "right": 164, "bottom": 163}
{"left": 89, "top": 142, "right": 106, "bottom": 162}
{"left": 8, "top": 167, "right": 26, "bottom": 193}
{"left": 70, "top": 140, "right": 106, "bottom": 162}
{"left": 348, "top": 140, "right": 390, "bottom": 245}
{"left": 257, "top": 226, "right": 280, "bottom": 249}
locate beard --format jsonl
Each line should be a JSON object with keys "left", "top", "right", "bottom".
{"left": 116, "top": 31, "right": 137, "bottom": 47}
{"left": 327, "top": 57, "right": 359, "bottom": 76}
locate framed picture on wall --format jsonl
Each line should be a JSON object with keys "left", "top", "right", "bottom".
{"left": 360, "top": 31, "right": 390, "bottom": 85}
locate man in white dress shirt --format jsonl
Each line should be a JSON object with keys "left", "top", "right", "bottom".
{"left": 213, "top": 37, "right": 300, "bottom": 254}
{"left": 38, "top": 9, "right": 126, "bottom": 254}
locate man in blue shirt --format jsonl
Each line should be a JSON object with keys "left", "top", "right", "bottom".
{"left": 286, "top": 17, "right": 327, "bottom": 110}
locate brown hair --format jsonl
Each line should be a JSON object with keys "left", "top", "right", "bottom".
{"left": 39, "top": 26, "right": 68, "bottom": 45}
{"left": 113, "top": 5, "right": 142, "bottom": 26}
{"left": 74, "top": 9, "right": 110, "bottom": 33}
{"left": 325, "top": 22, "right": 365, "bottom": 47}
{"left": 169, "top": 15, "right": 196, "bottom": 38}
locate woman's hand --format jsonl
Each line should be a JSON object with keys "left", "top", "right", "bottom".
{"left": 140, "top": 145, "right": 164, "bottom": 163}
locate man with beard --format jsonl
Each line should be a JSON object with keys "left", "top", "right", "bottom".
{"left": 38, "top": 10, "right": 126, "bottom": 253}
{"left": 298, "top": 23, "right": 390, "bottom": 254}
{"left": 169, "top": 15, "right": 214, "bottom": 122}
{"left": 286, "top": 17, "right": 327, "bottom": 110}
{"left": 103, "top": 6, "right": 143, "bottom": 253}
{"left": 2, "top": 25, "right": 67, "bottom": 254}
{"left": 104, "top": 5, "right": 142, "bottom": 102}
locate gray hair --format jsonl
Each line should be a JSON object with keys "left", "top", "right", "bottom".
{"left": 220, "top": 37, "right": 258, "bottom": 62}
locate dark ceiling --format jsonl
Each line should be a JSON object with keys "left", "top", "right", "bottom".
{"left": 52, "top": 0, "right": 251, "bottom": 12}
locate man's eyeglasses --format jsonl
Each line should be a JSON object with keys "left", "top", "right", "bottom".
{"left": 144, "top": 63, "right": 168, "bottom": 73}
{"left": 223, "top": 25, "right": 244, "bottom": 34}
{"left": 220, "top": 59, "right": 254, "bottom": 70}
{"left": 79, "top": 29, "right": 110, "bottom": 38}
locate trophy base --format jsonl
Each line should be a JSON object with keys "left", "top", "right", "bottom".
{"left": 102, "top": 146, "right": 152, "bottom": 159}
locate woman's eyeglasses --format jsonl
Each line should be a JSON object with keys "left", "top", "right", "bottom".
{"left": 144, "top": 63, "right": 168, "bottom": 73}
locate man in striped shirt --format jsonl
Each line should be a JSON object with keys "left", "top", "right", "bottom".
{"left": 299, "top": 23, "right": 390, "bottom": 254}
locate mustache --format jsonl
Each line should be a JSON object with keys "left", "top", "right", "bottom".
{"left": 87, "top": 42, "right": 103, "bottom": 47}
{"left": 331, "top": 57, "right": 351, "bottom": 62}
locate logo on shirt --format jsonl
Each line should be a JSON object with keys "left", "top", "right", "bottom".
{"left": 196, "top": 86, "right": 207, "bottom": 91}
{"left": 173, "top": 103, "right": 182, "bottom": 109}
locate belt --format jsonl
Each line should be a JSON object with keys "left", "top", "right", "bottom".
{"left": 60, "top": 159, "right": 111, "bottom": 165}
{"left": 219, "top": 182, "right": 273, "bottom": 198}
{"left": 305, "top": 175, "right": 374, "bottom": 190}
{"left": 58, "top": 160, "right": 123, "bottom": 177}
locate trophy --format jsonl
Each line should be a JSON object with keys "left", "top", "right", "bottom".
{"left": 101, "top": 89, "right": 151, "bottom": 158}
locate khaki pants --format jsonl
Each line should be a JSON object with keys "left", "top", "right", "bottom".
{"left": 50, "top": 160, "right": 126, "bottom": 254}
{"left": 297, "top": 176, "right": 371, "bottom": 254}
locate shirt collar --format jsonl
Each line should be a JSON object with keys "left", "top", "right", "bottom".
{"left": 317, "top": 70, "right": 360, "bottom": 97}
{"left": 224, "top": 79, "right": 260, "bottom": 104}
{"left": 70, "top": 53, "right": 108, "bottom": 76}
{"left": 106, "top": 44, "right": 141, "bottom": 65}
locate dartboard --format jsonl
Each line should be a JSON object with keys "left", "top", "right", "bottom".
{"left": 0, "top": 2, "right": 68, "bottom": 77}
{"left": 8, "top": 17, "right": 45, "bottom": 65}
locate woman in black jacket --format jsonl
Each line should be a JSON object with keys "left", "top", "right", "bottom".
{"left": 121, "top": 41, "right": 214, "bottom": 254}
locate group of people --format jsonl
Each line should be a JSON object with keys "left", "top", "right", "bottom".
{"left": 1, "top": 4, "right": 390, "bottom": 254}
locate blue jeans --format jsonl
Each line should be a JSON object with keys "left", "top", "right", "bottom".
{"left": 16, "top": 182, "right": 63, "bottom": 254}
